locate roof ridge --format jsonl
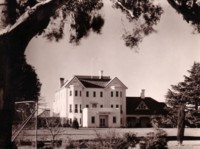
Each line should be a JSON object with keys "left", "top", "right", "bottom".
{"left": 75, "top": 75, "right": 111, "bottom": 79}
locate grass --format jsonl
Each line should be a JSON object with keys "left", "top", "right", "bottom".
{"left": 15, "top": 128, "right": 200, "bottom": 141}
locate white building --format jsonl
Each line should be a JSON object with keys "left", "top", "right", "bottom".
{"left": 53, "top": 72, "right": 127, "bottom": 127}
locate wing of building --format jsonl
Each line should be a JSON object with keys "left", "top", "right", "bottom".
{"left": 126, "top": 90, "right": 166, "bottom": 128}
{"left": 53, "top": 73, "right": 127, "bottom": 128}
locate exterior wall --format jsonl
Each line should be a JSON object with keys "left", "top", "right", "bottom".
{"left": 126, "top": 115, "right": 153, "bottom": 128}
{"left": 82, "top": 108, "right": 121, "bottom": 127}
{"left": 106, "top": 78, "right": 127, "bottom": 127}
{"left": 67, "top": 84, "right": 83, "bottom": 126}
{"left": 53, "top": 76, "right": 127, "bottom": 128}
{"left": 53, "top": 88, "right": 67, "bottom": 117}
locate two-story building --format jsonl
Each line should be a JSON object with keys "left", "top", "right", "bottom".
{"left": 53, "top": 71, "right": 127, "bottom": 127}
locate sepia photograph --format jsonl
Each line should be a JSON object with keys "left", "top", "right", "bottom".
{"left": 0, "top": 0, "right": 200, "bottom": 148}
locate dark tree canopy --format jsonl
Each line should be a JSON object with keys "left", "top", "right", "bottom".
{"left": 112, "top": 0, "right": 163, "bottom": 48}
{"left": 13, "top": 56, "right": 41, "bottom": 101}
{"left": 168, "top": 0, "right": 200, "bottom": 33}
{"left": 166, "top": 62, "right": 200, "bottom": 110}
{"left": 43, "top": 0, "right": 105, "bottom": 44}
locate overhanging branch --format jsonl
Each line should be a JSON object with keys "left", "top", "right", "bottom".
{"left": 0, "top": 0, "right": 65, "bottom": 36}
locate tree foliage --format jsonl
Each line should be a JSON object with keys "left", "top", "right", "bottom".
{"left": 166, "top": 62, "right": 200, "bottom": 110}
{"left": 165, "top": 62, "right": 200, "bottom": 128}
{"left": 45, "top": 117, "right": 62, "bottom": 147}
{"left": 13, "top": 56, "right": 41, "bottom": 101}
{"left": 112, "top": 0, "right": 163, "bottom": 49}
{"left": 168, "top": 0, "right": 200, "bottom": 33}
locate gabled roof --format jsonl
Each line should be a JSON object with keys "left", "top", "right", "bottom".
{"left": 59, "top": 75, "right": 127, "bottom": 89}
{"left": 105, "top": 77, "right": 128, "bottom": 89}
{"left": 76, "top": 75, "right": 111, "bottom": 88}
{"left": 126, "top": 97, "right": 166, "bottom": 115}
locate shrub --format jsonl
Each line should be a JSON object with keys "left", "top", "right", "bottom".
{"left": 37, "top": 141, "right": 45, "bottom": 148}
{"left": 88, "top": 130, "right": 138, "bottom": 149}
{"left": 142, "top": 129, "right": 168, "bottom": 149}
{"left": 72, "top": 118, "right": 79, "bottom": 129}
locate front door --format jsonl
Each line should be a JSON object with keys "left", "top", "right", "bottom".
{"left": 99, "top": 115, "right": 108, "bottom": 128}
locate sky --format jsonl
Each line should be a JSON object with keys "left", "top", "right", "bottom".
{"left": 25, "top": 0, "right": 200, "bottom": 108}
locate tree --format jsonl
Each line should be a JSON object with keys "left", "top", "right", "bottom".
{"left": 166, "top": 62, "right": 200, "bottom": 145}
{"left": 45, "top": 117, "right": 62, "bottom": 147}
{"left": 166, "top": 62, "right": 200, "bottom": 110}
{"left": 113, "top": 0, "right": 163, "bottom": 49}
{"left": 0, "top": 0, "right": 104, "bottom": 148}
{"left": 167, "top": 0, "right": 200, "bottom": 33}
{"left": 0, "top": 0, "right": 164, "bottom": 147}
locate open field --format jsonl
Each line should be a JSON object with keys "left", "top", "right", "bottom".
{"left": 16, "top": 128, "right": 200, "bottom": 141}
{"left": 15, "top": 128, "right": 200, "bottom": 149}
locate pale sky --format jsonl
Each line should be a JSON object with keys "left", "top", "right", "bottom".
{"left": 25, "top": 0, "right": 200, "bottom": 108}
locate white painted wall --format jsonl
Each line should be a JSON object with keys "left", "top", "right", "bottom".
{"left": 53, "top": 76, "right": 127, "bottom": 127}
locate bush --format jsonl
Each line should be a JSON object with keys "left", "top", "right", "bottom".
{"left": 72, "top": 118, "right": 79, "bottom": 129}
{"left": 20, "top": 140, "right": 32, "bottom": 146}
{"left": 142, "top": 129, "right": 168, "bottom": 149}
{"left": 90, "top": 130, "right": 138, "bottom": 149}
{"left": 65, "top": 131, "right": 138, "bottom": 149}
{"left": 37, "top": 141, "right": 45, "bottom": 148}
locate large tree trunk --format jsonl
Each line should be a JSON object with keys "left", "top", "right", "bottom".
{"left": 0, "top": 0, "right": 63, "bottom": 147}
{"left": 177, "top": 105, "right": 185, "bottom": 146}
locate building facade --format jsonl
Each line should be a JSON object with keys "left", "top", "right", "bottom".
{"left": 53, "top": 72, "right": 127, "bottom": 127}
{"left": 126, "top": 90, "right": 166, "bottom": 128}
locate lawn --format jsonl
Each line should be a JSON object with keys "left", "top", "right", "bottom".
{"left": 15, "top": 128, "right": 200, "bottom": 142}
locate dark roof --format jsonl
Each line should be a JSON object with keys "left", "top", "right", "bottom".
{"left": 75, "top": 75, "right": 111, "bottom": 88}
{"left": 126, "top": 97, "right": 166, "bottom": 115}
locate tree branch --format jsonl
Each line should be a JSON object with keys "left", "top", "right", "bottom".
{"left": 0, "top": 0, "right": 65, "bottom": 36}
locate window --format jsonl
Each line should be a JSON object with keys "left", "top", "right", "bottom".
{"left": 111, "top": 105, "right": 113, "bottom": 108}
{"left": 120, "top": 105, "right": 123, "bottom": 114}
{"left": 75, "top": 104, "right": 78, "bottom": 113}
{"left": 91, "top": 116, "right": 95, "bottom": 123}
{"left": 86, "top": 91, "right": 89, "bottom": 97}
{"left": 86, "top": 105, "right": 89, "bottom": 108}
{"left": 69, "top": 104, "right": 72, "bottom": 113}
{"left": 75, "top": 90, "right": 78, "bottom": 96}
{"left": 69, "top": 90, "right": 72, "bottom": 96}
{"left": 92, "top": 103, "right": 97, "bottom": 108}
{"left": 120, "top": 91, "right": 122, "bottom": 97}
{"left": 113, "top": 117, "right": 116, "bottom": 123}
{"left": 100, "top": 105, "right": 103, "bottom": 108}
{"left": 116, "top": 91, "right": 119, "bottom": 97}
{"left": 80, "top": 105, "right": 82, "bottom": 113}
{"left": 136, "top": 101, "right": 148, "bottom": 110}
{"left": 111, "top": 91, "right": 113, "bottom": 97}
{"left": 116, "top": 104, "right": 119, "bottom": 108}
{"left": 80, "top": 91, "right": 82, "bottom": 97}
{"left": 100, "top": 91, "right": 103, "bottom": 97}
{"left": 93, "top": 91, "right": 96, "bottom": 97}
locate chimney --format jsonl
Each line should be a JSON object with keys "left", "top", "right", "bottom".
{"left": 99, "top": 70, "right": 103, "bottom": 79}
{"left": 140, "top": 89, "right": 145, "bottom": 99}
{"left": 59, "top": 78, "right": 65, "bottom": 87}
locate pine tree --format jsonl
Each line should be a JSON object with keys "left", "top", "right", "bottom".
{"left": 166, "top": 62, "right": 200, "bottom": 110}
